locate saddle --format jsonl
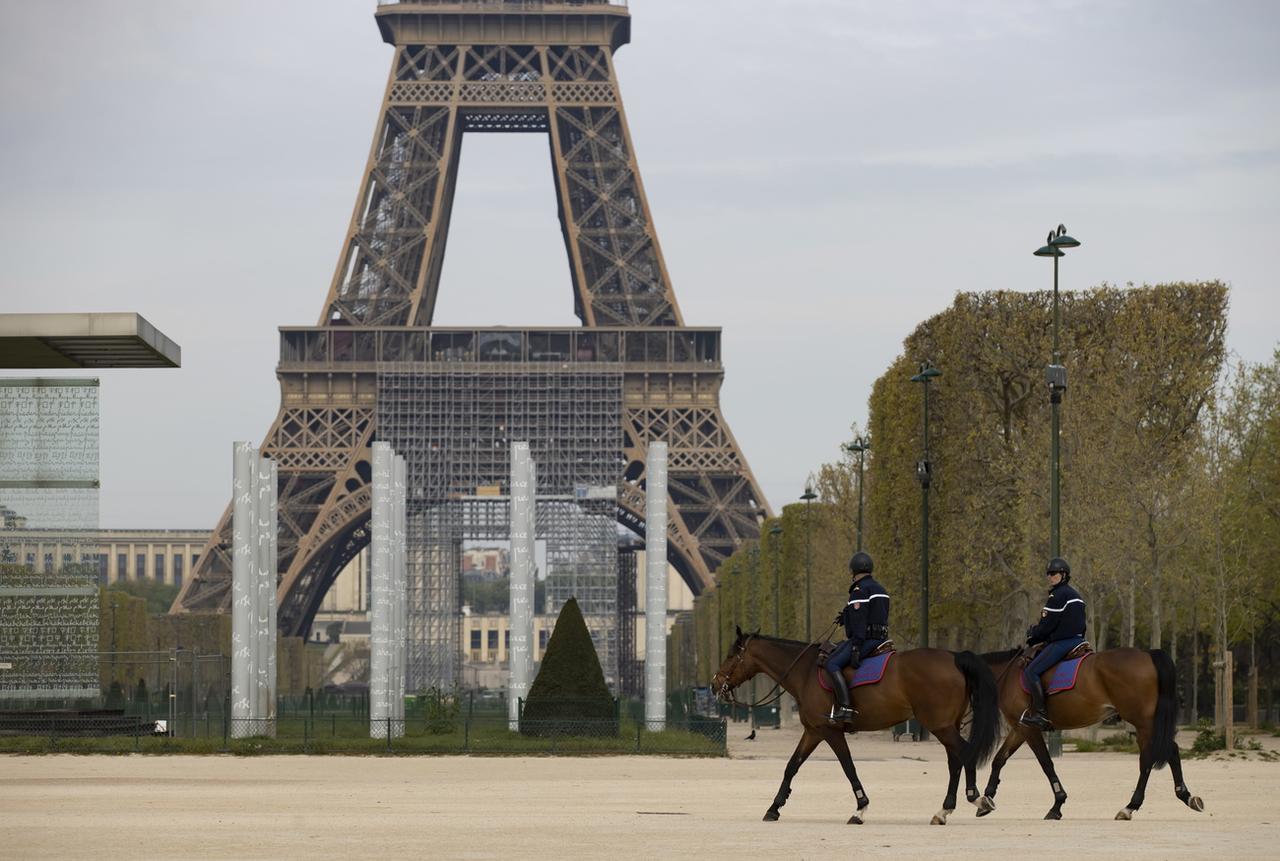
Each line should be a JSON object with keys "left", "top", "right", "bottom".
{"left": 817, "top": 639, "right": 895, "bottom": 663}
{"left": 1020, "top": 642, "right": 1094, "bottom": 696}
{"left": 1022, "top": 640, "right": 1093, "bottom": 664}
{"left": 816, "top": 649, "right": 895, "bottom": 692}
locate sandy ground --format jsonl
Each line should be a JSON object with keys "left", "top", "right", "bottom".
{"left": 2, "top": 724, "right": 1277, "bottom": 860}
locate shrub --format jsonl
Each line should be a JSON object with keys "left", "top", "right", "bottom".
{"left": 1071, "top": 732, "right": 1137, "bottom": 754}
{"left": 1187, "top": 717, "right": 1262, "bottom": 757}
{"left": 419, "top": 686, "right": 460, "bottom": 735}
{"left": 520, "top": 598, "right": 616, "bottom": 737}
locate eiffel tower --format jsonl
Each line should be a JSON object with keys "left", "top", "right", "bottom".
{"left": 172, "top": 0, "right": 771, "bottom": 681}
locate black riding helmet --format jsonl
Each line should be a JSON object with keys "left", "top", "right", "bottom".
{"left": 849, "top": 551, "right": 874, "bottom": 575}
{"left": 1046, "top": 556, "right": 1071, "bottom": 584}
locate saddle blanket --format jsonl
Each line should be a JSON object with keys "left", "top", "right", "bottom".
{"left": 817, "top": 652, "right": 893, "bottom": 692}
{"left": 1020, "top": 654, "right": 1090, "bottom": 696}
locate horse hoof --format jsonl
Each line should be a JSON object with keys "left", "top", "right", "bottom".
{"left": 976, "top": 796, "right": 995, "bottom": 817}
{"left": 848, "top": 813, "right": 863, "bottom": 825}
{"left": 1189, "top": 796, "right": 1205, "bottom": 813}
{"left": 1115, "top": 808, "right": 1133, "bottom": 821}
{"left": 763, "top": 810, "right": 780, "bottom": 822}
{"left": 1044, "top": 809, "right": 1062, "bottom": 821}
{"left": 930, "top": 809, "right": 952, "bottom": 825}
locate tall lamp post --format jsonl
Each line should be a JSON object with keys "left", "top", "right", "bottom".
{"left": 1033, "top": 224, "right": 1081, "bottom": 558}
{"left": 909, "top": 363, "right": 941, "bottom": 650}
{"left": 716, "top": 583, "right": 724, "bottom": 661}
{"left": 769, "top": 524, "right": 782, "bottom": 636}
{"left": 842, "top": 435, "right": 870, "bottom": 552}
{"left": 800, "top": 482, "right": 817, "bottom": 642}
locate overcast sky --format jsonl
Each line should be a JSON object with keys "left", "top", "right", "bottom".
{"left": 1, "top": 0, "right": 1277, "bottom": 529}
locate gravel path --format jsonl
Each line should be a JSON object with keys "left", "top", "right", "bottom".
{"left": 2, "top": 725, "right": 1276, "bottom": 859}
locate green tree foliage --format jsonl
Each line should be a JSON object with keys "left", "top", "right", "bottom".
{"left": 521, "top": 597, "right": 615, "bottom": 734}
{"left": 107, "top": 578, "right": 180, "bottom": 615}
{"left": 462, "top": 575, "right": 545, "bottom": 614}
{"left": 677, "top": 282, "right": 1277, "bottom": 719}
{"left": 1183, "top": 353, "right": 1280, "bottom": 663}
{"left": 858, "top": 283, "right": 1230, "bottom": 653}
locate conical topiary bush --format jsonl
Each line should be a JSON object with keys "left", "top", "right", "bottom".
{"left": 520, "top": 597, "right": 616, "bottom": 736}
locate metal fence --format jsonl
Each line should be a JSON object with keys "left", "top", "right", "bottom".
{"left": 0, "top": 676, "right": 726, "bottom": 755}
{"left": 0, "top": 712, "right": 725, "bottom": 756}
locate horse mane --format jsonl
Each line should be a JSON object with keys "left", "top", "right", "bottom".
{"left": 742, "top": 633, "right": 813, "bottom": 648}
{"left": 981, "top": 647, "right": 1021, "bottom": 663}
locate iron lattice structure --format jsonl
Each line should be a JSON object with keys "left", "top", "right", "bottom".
{"left": 379, "top": 365, "right": 622, "bottom": 689}
{"left": 173, "top": 1, "right": 771, "bottom": 678}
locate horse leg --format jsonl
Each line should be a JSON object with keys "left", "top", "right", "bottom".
{"left": 976, "top": 727, "right": 1026, "bottom": 817}
{"left": 763, "top": 727, "right": 822, "bottom": 822}
{"left": 1024, "top": 728, "right": 1069, "bottom": 819}
{"left": 1167, "top": 743, "right": 1205, "bottom": 813}
{"left": 826, "top": 730, "right": 871, "bottom": 824}
{"left": 1116, "top": 727, "right": 1155, "bottom": 820}
{"left": 963, "top": 739, "right": 980, "bottom": 805}
{"left": 929, "top": 725, "right": 965, "bottom": 825}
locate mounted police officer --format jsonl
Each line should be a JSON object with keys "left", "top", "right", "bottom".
{"left": 1020, "top": 557, "right": 1087, "bottom": 731}
{"left": 824, "top": 551, "right": 890, "bottom": 723}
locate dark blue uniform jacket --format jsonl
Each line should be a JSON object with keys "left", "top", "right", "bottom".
{"left": 1026, "top": 582, "right": 1086, "bottom": 645}
{"left": 840, "top": 575, "right": 890, "bottom": 642}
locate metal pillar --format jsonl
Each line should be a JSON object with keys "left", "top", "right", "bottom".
{"left": 231, "top": 441, "right": 276, "bottom": 738}
{"left": 230, "top": 442, "right": 253, "bottom": 738}
{"left": 509, "top": 442, "right": 536, "bottom": 729}
{"left": 645, "top": 442, "right": 669, "bottom": 731}
{"left": 370, "top": 441, "right": 394, "bottom": 738}
{"left": 254, "top": 455, "right": 277, "bottom": 733}
{"left": 392, "top": 454, "right": 407, "bottom": 727}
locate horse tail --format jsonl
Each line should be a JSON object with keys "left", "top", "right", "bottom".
{"left": 1148, "top": 648, "right": 1178, "bottom": 770}
{"left": 953, "top": 649, "right": 1000, "bottom": 768}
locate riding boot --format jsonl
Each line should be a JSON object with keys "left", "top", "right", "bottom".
{"left": 1019, "top": 674, "right": 1054, "bottom": 731}
{"left": 824, "top": 670, "right": 856, "bottom": 723}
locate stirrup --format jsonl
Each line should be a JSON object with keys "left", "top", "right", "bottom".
{"left": 1019, "top": 709, "right": 1054, "bottom": 731}
{"left": 829, "top": 705, "right": 857, "bottom": 723}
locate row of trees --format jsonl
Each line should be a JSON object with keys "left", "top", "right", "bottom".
{"left": 672, "top": 282, "right": 1279, "bottom": 723}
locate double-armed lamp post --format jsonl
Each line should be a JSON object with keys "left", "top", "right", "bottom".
{"left": 842, "top": 435, "right": 870, "bottom": 552}
{"left": 1033, "top": 224, "right": 1081, "bottom": 558}
{"left": 909, "top": 363, "right": 941, "bottom": 649}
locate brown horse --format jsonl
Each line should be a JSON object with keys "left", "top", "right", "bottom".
{"left": 712, "top": 628, "right": 1000, "bottom": 825}
{"left": 976, "top": 646, "right": 1205, "bottom": 820}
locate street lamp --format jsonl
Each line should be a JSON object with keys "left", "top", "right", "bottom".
{"left": 800, "top": 482, "right": 817, "bottom": 642}
{"left": 769, "top": 524, "right": 782, "bottom": 636}
{"left": 909, "top": 362, "right": 941, "bottom": 650}
{"left": 842, "top": 435, "right": 870, "bottom": 552}
{"left": 716, "top": 582, "right": 724, "bottom": 661}
{"left": 1033, "top": 224, "right": 1081, "bottom": 558}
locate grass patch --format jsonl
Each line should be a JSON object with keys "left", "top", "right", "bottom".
{"left": 1069, "top": 732, "right": 1138, "bottom": 755}
{"left": 0, "top": 717, "right": 724, "bottom": 757}
{"left": 1183, "top": 718, "right": 1266, "bottom": 759}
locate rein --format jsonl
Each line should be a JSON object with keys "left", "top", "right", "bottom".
{"left": 993, "top": 644, "right": 1026, "bottom": 689}
{"left": 721, "top": 621, "right": 840, "bottom": 709}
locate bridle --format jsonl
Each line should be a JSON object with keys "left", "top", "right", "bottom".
{"left": 714, "top": 634, "right": 753, "bottom": 704}
{"left": 715, "top": 621, "right": 840, "bottom": 709}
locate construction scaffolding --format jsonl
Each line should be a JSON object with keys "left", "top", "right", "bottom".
{"left": 378, "top": 360, "right": 623, "bottom": 692}
{"left": 615, "top": 541, "right": 640, "bottom": 699}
